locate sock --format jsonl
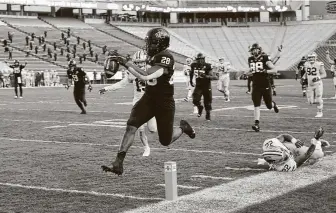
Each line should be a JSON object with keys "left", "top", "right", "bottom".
{"left": 254, "top": 107, "right": 260, "bottom": 122}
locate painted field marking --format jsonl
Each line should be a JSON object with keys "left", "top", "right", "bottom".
{"left": 68, "top": 123, "right": 126, "bottom": 128}
{"left": 0, "top": 137, "right": 258, "bottom": 156}
{"left": 224, "top": 167, "right": 265, "bottom": 171}
{"left": 0, "top": 182, "right": 163, "bottom": 201}
{"left": 44, "top": 125, "right": 67, "bottom": 129}
{"left": 191, "top": 175, "right": 234, "bottom": 180}
{"left": 213, "top": 105, "right": 297, "bottom": 112}
{"left": 126, "top": 154, "right": 336, "bottom": 213}
{"left": 157, "top": 184, "right": 201, "bottom": 190}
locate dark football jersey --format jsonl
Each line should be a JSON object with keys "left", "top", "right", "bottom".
{"left": 248, "top": 55, "right": 271, "bottom": 88}
{"left": 297, "top": 60, "right": 306, "bottom": 77}
{"left": 68, "top": 67, "right": 86, "bottom": 88}
{"left": 190, "top": 62, "right": 212, "bottom": 86}
{"left": 146, "top": 49, "right": 175, "bottom": 95}
{"left": 10, "top": 65, "right": 25, "bottom": 78}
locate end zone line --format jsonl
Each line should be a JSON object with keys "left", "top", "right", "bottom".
{"left": 156, "top": 184, "right": 201, "bottom": 189}
{"left": 0, "top": 182, "right": 163, "bottom": 201}
{"left": 127, "top": 153, "right": 336, "bottom": 213}
{"left": 0, "top": 137, "right": 259, "bottom": 156}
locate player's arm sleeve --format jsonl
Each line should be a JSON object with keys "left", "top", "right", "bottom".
{"left": 104, "top": 77, "right": 128, "bottom": 92}
{"left": 266, "top": 58, "right": 277, "bottom": 74}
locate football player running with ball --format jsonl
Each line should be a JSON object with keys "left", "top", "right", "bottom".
{"left": 190, "top": 53, "right": 216, "bottom": 121}
{"left": 67, "top": 59, "right": 92, "bottom": 114}
{"left": 101, "top": 28, "right": 196, "bottom": 176}
{"left": 325, "top": 50, "right": 336, "bottom": 98}
{"left": 246, "top": 43, "right": 279, "bottom": 132}
{"left": 259, "top": 127, "right": 327, "bottom": 171}
{"left": 99, "top": 49, "right": 156, "bottom": 157}
{"left": 302, "top": 52, "right": 326, "bottom": 118}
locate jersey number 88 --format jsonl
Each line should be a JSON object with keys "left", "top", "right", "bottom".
{"left": 250, "top": 62, "right": 264, "bottom": 73}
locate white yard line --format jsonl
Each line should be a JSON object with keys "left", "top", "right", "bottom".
{"left": 191, "top": 175, "right": 234, "bottom": 180}
{"left": 126, "top": 153, "right": 336, "bottom": 213}
{"left": 156, "top": 184, "right": 201, "bottom": 190}
{"left": 0, "top": 182, "right": 163, "bottom": 201}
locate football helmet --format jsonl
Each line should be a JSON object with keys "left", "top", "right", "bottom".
{"left": 301, "top": 56, "right": 307, "bottom": 61}
{"left": 132, "top": 50, "right": 147, "bottom": 69}
{"left": 145, "top": 28, "right": 170, "bottom": 57}
{"left": 186, "top": 58, "right": 193, "bottom": 65}
{"left": 250, "top": 43, "right": 262, "bottom": 57}
{"left": 195, "top": 53, "right": 205, "bottom": 64}
{"left": 68, "top": 59, "right": 76, "bottom": 68}
{"left": 307, "top": 52, "right": 317, "bottom": 63}
{"left": 219, "top": 57, "right": 224, "bottom": 64}
{"left": 262, "top": 146, "right": 286, "bottom": 164}
{"left": 14, "top": 60, "right": 19, "bottom": 66}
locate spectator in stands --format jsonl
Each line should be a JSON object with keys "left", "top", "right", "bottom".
{"left": 53, "top": 42, "right": 57, "bottom": 50}
{"left": 47, "top": 47, "right": 52, "bottom": 58}
{"left": 79, "top": 56, "right": 83, "bottom": 64}
{"left": 77, "top": 36, "right": 80, "bottom": 45}
{"left": 26, "top": 48, "right": 30, "bottom": 57}
{"left": 31, "top": 33, "right": 35, "bottom": 41}
{"left": 102, "top": 45, "right": 107, "bottom": 54}
{"left": 63, "top": 37, "right": 67, "bottom": 45}
{"left": 67, "top": 46, "right": 70, "bottom": 53}
{"left": 67, "top": 28, "right": 70, "bottom": 37}
{"left": 54, "top": 53, "right": 57, "bottom": 61}
{"left": 29, "top": 41, "right": 33, "bottom": 50}
{"left": 35, "top": 72, "right": 41, "bottom": 87}
{"left": 44, "top": 30, "right": 47, "bottom": 38}
{"left": 41, "top": 35, "right": 45, "bottom": 44}
{"left": 38, "top": 36, "right": 42, "bottom": 45}
{"left": 93, "top": 70, "right": 97, "bottom": 84}
{"left": 60, "top": 47, "right": 64, "bottom": 56}
{"left": 95, "top": 53, "right": 98, "bottom": 63}
{"left": 43, "top": 43, "right": 46, "bottom": 52}
{"left": 8, "top": 48, "right": 12, "bottom": 60}
{"left": 61, "top": 32, "right": 64, "bottom": 40}
{"left": 8, "top": 32, "right": 13, "bottom": 43}
{"left": 73, "top": 44, "right": 77, "bottom": 51}
{"left": 82, "top": 42, "right": 86, "bottom": 50}
{"left": 25, "top": 35, "right": 29, "bottom": 46}
{"left": 4, "top": 44, "right": 9, "bottom": 53}
{"left": 0, "top": 71, "right": 4, "bottom": 88}
{"left": 72, "top": 51, "right": 76, "bottom": 58}
{"left": 66, "top": 53, "right": 70, "bottom": 61}
{"left": 83, "top": 53, "right": 87, "bottom": 61}
{"left": 3, "top": 39, "right": 7, "bottom": 47}
{"left": 35, "top": 46, "right": 38, "bottom": 54}
{"left": 89, "top": 47, "right": 93, "bottom": 57}
{"left": 66, "top": 38, "right": 70, "bottom": 46}
{"left": 88, "top": 40, "right": 91, "bottom": 48}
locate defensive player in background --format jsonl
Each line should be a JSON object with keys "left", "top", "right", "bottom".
{"left": 101, "top": 28, "right": 195, "bottom": 176}
{"left": 99, "top": 49, "right": 156, "bottom": 157}
{"left": 259, "top": 127, "right": 327, "bottom": 171}
{"left": 6, "top": 60, "right": 27, "bottom": 98}
{"left": 67, "top": 59, "right": 92, "bottom": 114}
{"left": 302, "top": 52, "right": 326, "bottom": 118}
{"left": 246, "top": 43, "right": 279, "bottom": 132}
{"left": 183, "top": 57, "right": 198, "bottom": 114}
{"left": 296, "top": 56, "right": 308, "bottom": 97}
{"left": 217, "top": 58, "right": 236, "bottom": 102}
{"left": 190, "top": 53, "right": 216, "bottom": 121}
{"left": 325, "top": 50, "right": 336, "bottom": 98}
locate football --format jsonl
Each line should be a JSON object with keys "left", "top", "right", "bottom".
{"left": 104, "top": 57, "right": 119, "bottom": 78}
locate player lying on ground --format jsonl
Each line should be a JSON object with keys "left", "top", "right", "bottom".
{"left": 302, "top": 52, "right": 326, "bottom": 118}
{"left": 258, "top": 127, "right": 329, "bottom": 171}
{"left": 101, "top": 28, "right": 196, "bottom": 176}
{"left": 99, "top": 49, "right": 156, "bottom": 157}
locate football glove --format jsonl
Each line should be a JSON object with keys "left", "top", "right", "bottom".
{"left": 99, "top": 88, "right": 107, "bottom": 95}
{"left": 312, "top": 77, "right": 320, "bottom": 83}
{"left": 294, "top": 139, "right": 304, "bottom": 148}
{"left": 65, "top": 84, "right": 70, "bottom": 90}
{"left": 314, "top": 127, "right": 324, "bottom": 140}
{"left": 88, "top": 85, "right": 93, "bottom": 92}
{"left": 109, "top": 54, "right": 130, "bottom": 67}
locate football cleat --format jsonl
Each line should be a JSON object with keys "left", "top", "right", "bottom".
{"left": 273, "top": 101, "right": 279, "bottom": 113}
{"left": 206, "top": 112, "right": 211, "bottom": 121}
{"left": 314, "top": 127, "right": 324, "bottom": 140}
{"left": 143, "top": 146, "right": 150, "bottom": 157}
{"left": 273, "top": 91, "right": 276, "bottom": 96}
{"left": 14, "top": 96, "right": 18, "bottom": 99}
{"left": 246, "top": 91, "right": 251, "bottom": 94}
{"left": 315, "top": 112, "right": 323, "bottom": 118}
{"left": 197, "top": 105, "right": 204, "bottom": 117}
{"left": 102, "top": 161, "right": 124, "bottom": 176}
{"left": 80, "top": 110, "right": 86, "bottom": 114}
{"left": 252, "top": 123, "right": 260, "bottom": 132}
{"left": 180, "top": 120, "right": 196, "bottom": 139}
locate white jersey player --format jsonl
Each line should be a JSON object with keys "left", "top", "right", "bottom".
{"left": 302, "top": 52, "right": 326, "bottom": 117}
{"left": 325, "top": 50, "right": 336, "bottom": 98}
{"left": 183, "top": 58, "right": 198, "bottom": 114}
{"left": 99, "top": 50, "right": 157, "bottom": 157}
{"left": 217, "top": 57, "right": 233, "bottom": 102}
{"left": 258, "top": 127, "right": 327, "bottom": 172}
